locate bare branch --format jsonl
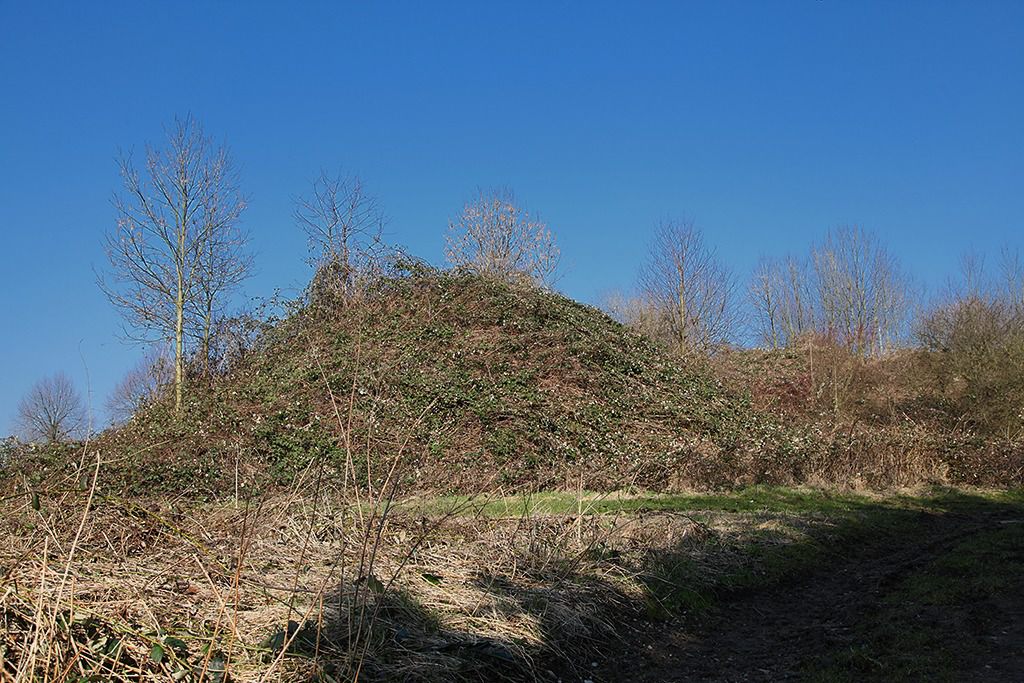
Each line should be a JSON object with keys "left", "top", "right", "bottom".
{"left": 444, "top": 188, "right": 560, "bottom": 287}
{"left": 294, "top": 170, "right": 384, "bottom": 305}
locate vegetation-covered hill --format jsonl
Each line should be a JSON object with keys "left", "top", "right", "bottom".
{"left": 79, "top": 270, "right": 800, "bottom": 496}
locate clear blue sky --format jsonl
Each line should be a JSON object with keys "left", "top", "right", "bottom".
{"left": 1, "top": 1, "right": 1022, "bottom": 434}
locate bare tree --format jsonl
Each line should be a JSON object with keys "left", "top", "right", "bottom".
{"left": 294, "top": 171, "right": 384, "bottom": 304}
{"left": 812, "top": 226, "right": 908, "bottom": 356}
{"left": 189, "top": 164, "right": 252, "bottom": 378}
{"left": 98, "top": 116, "right": 249, "bottom": 412}
{"left": 999, "top": 246, "right": 1024, "bottom": 313}
{"left": 445, "top": 188, "right": 560, "bottom": 287}
{"left": 16, "top": 372, "right": 86, "bottom": 443}
{"left": 638, "top": 219, "right": 738, "bottom": 354}
{"left": 749, "top": 255, "right": 815, "bottom": 349}
{"left": 106, "top": 347, "right": 174, "bottom": 424}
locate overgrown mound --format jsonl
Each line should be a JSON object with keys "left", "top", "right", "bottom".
{"left": 94, "top": 271, "right": 798, "bottom": 496}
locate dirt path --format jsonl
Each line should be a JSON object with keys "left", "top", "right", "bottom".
{"left": 600, "top": 509, "right": 1024, "bottom": 682}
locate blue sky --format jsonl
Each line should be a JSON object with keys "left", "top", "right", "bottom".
{"left": 1, "top": 1, "right": 1022, "bottom": 433}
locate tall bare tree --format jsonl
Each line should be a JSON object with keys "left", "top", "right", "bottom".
{"left": 749, "top": 255, "right": 815, "bottom": 349}
{"left": 638, "top": 219, "right": 738, "bottom": 354}
{"left": 812, "top": 226, "right": 907, "bottom": 356}
{"left": 98, "top": 116, "right": 249, "bottom": 412}
{"left": 445, "top": 188, "right": 560, "bottom": 287}
{"left": 294, "top": 171, "right": 384, "bottom": 304}
{"left": 17, "top": 372, "right": 86, "bottom": 443}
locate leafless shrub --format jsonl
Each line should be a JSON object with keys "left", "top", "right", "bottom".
{"left": 295, "top": 171, "right": 385, "bottom": 307}
{"left": 16, "top": 372, "right": 86, "bottom": 443}
{"left": 637, "top": 219, "right": 739, "bottom": 354}
{"left": 806, "top": 332, "right": 868, "bottom": 418}
{"left": 200, "top": 311, "right": 273, "bottom": 376}
{"left": 445, "top": 188, "right": 560, "bottom": 287}
{"left": 106, "top": 347, "right": 173, "bottom": 424}
{"left": 603, "top": 291, "right": 664, "bottom": 341}
{"left": 916, "top": 253, "right": 1024, "bottom": 437}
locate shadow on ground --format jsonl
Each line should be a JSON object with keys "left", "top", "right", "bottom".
{"left": 276, "top": 489, "right": 1024, "bottom": 682}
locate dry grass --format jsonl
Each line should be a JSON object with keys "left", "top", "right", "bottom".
{"left": 7, "top": 452, "right": 1019, "bottom": 682}
{"left": 4, "top": 450, "right": 841, "bottom": 682}
{"left": 0, "top": 485, "right": 605, "bottom": 680}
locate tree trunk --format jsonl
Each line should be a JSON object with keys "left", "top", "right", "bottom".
{"left": 175, "top": 258, "right": 185, "bottom": 414}
{"left": 201, "top": 302, "right": 213, "bottom": 379}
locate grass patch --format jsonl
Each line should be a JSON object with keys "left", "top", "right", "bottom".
{"left": 399, "top": 485, "right": 1024, "bottom": 519}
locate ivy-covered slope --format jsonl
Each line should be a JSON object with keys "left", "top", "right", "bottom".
{"left": 95, "top": 272, "right": 798, "bottom": 496}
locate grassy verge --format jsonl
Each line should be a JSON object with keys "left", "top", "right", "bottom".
{"left": 400, "top": 484, "right": 1024, "bottom": 517}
